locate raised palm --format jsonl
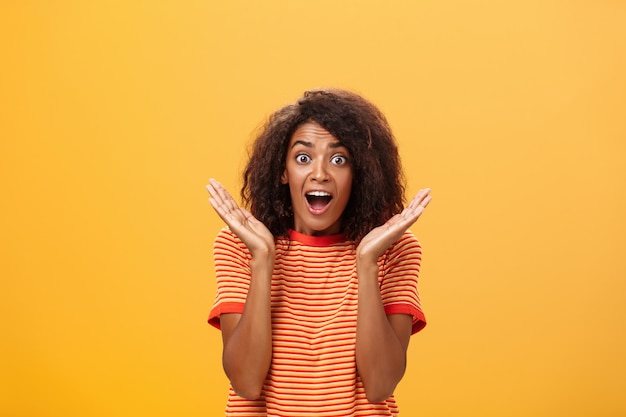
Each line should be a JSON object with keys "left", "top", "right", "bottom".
{"left": 207, "top": 179, "right": 275, "bottom": 256}
{"left": 356, "top": 188, "right": 432, "bottom": 262}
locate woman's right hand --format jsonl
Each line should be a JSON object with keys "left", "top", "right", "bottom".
{"left": 207, "top": 178, "right": 275, "bottom": 257}
{"left": 207, "top": 178, "right": 274, "bottom": 399}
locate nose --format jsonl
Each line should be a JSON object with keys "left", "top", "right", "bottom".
{"left": 311, "top": 159, "right": 329, "bottom": 182}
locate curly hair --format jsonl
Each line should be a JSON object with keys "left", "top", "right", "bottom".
{"left": 241, "top": 88, "right": 406, "bottom": 243}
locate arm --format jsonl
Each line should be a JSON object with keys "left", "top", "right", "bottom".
{"left": 207, "top": 179, "right": 274, "bottom": 399}
{"left": 219, "top": 254, "right": 273, "bottom": 399}
{"left": 356, "top": 260, "right": 412, "bottom": 403}
{"left": 355, "top": 188, "right": 431, "bottom": 403}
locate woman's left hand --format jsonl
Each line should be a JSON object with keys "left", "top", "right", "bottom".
{"left": 356, "top": 188, "right": 432, "bottom": 263}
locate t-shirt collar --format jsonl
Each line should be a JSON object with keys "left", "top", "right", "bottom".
{"left": 287, "top": 229, "right": 348, "bottom": 246}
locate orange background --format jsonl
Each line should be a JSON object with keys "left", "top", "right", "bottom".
{"left": 2, "top": 1, "right": 625, "bottom": 416}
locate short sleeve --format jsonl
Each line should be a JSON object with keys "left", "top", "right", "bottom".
{"left": 380, "top": 230, "right": 426, "bottom": 334}
{"left": 207, "top": 228, "right": 251, "bottom": 329}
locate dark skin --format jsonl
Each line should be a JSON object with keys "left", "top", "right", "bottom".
{"left": 207, "top": 125, "right": 432, "bottom": 401}
{"left": 207, "top": 178, "right": 274, "bottom": 400}
{"left": 354, "top": 188, "right": 431, "bottom": 401}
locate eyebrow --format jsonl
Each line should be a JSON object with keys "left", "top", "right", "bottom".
{"left": 291, "top": 140, "right": 346, "bottom": 149}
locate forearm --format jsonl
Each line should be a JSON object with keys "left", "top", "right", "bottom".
{"left": 222, "top": 255, "right": 274, "bottom": 399}
{"left": 355, "top": 260, "right": 407, "bottom": 403}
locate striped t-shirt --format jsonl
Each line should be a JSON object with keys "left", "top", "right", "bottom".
{"left": 208, "top": 228, "right": 426, "bottom": 417}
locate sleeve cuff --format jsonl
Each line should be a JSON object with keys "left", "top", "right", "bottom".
{"left": 384, "top": 303, "right": 427, "bottom": 334}
{"left": 207, "top": 302, "right": 245, "bottom": 330}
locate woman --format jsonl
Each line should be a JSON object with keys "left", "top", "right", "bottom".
{"left": 207, "top": 88, "right": 432, "bottom": 416}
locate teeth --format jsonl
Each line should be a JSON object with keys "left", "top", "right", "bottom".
{"left": 306, "top": 191, "right": 331, "bottom": 197}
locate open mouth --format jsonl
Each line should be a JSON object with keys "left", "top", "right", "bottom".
{"left": 305, "top": 191, "right": 332, "bottom": 211}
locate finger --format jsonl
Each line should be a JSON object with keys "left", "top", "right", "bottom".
{"left": 208, "top": 184, "right": 244, "bottom": 227}
{"left": 208, "top": 196, "right": 231, "bottom": 225}
{"left": 413, "top": 188, "right": 431, "bottom": 206}
{"left": 206, "top": 187, "right": 223, "bottom": 212}
{"left": 209, "top": 195, "right": 239, "bottom": 225}
{"left": 405, "top": 189, "right": 425, "bottom": 212}
{"left": 209, "top": 179, "right": 231, "bottom": 204}
{"left": 405, "top": 188, "right": 432, "bottom": 215}
{"left": 206, "top": 180, "right": 226, "bottom": 207}
{"left": 409, "top": 195, "right": 431, "bottom": 218}
{"left": 209, "top": 179, "right": 240, "bottom": 213}
{"left": 395, "top": 191, "right": 432, "bottom": 229}
{"left": 216, "top": 183, "right": 240, "bottom": 213}
{"left": 207, "top": 183, "right": 230, "bottom": 215}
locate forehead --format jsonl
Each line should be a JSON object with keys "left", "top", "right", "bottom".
{"left": 289, "top": 121, "right": 344, "bottom": 148}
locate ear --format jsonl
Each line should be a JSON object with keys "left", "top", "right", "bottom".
{"left": 280, "top": 169, "right": 288, "bottom": 184}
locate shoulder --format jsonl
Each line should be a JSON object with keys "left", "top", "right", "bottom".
{"left": 213, "top": 227, "right": 251, "bottom": 258}
{"left": 389, "top": 230, "right": 421, "bottom": 255}
{"left": 215, "top": 227, "right": 236, "bottom": 239}
{"left": 379, "top": 230, "right": 422, "bottom": 269}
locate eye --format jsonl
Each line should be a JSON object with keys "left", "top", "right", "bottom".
{"left": 296, "top": 153, "right": 311, "bottom": 164}
{"left": 331, "top": 155, "right": 348, "bottom": 166}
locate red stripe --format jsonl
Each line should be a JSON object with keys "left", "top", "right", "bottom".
{"left": 208, "top": 228, "right": 424, "bottom": 416}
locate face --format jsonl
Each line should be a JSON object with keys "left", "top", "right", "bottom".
{"left": 281, "top": 121, "right": 353, "bottom": 236}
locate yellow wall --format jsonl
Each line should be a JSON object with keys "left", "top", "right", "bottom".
{"left": 2, "top": 1, "right": 625, "bottom": 416}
